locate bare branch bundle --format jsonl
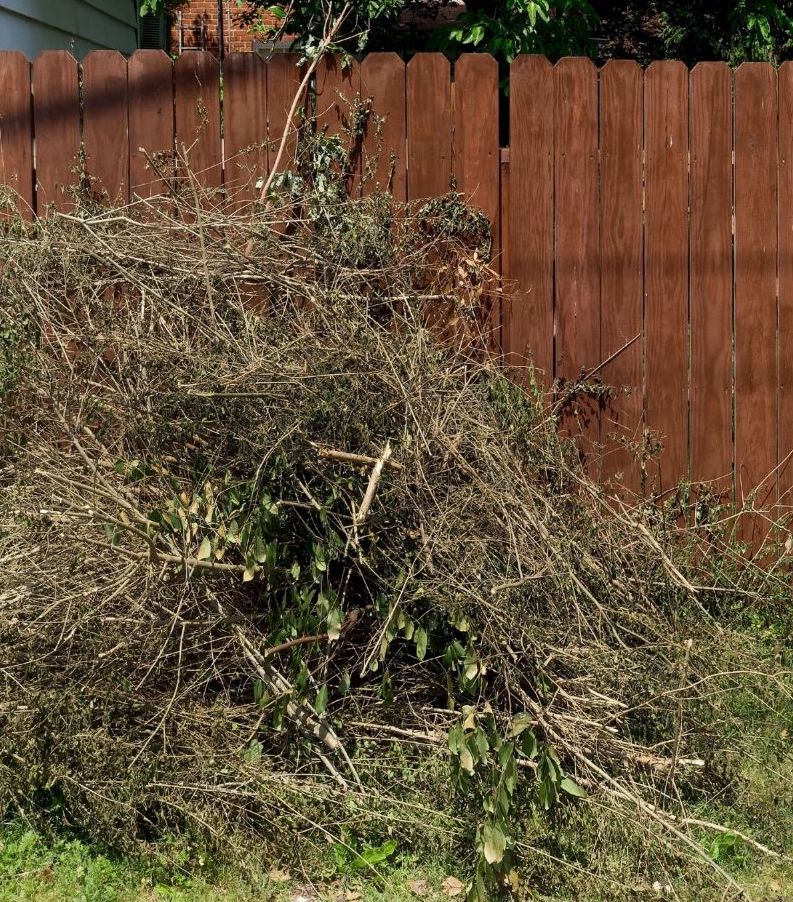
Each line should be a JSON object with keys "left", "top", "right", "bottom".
{"left": 0, "top": 176, "right": 789, "bottom": 896}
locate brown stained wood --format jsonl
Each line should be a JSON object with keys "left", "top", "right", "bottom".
{"left": 128, "top": 51, "right": 174, "bottom": 199}
{"left": 224, "top": 52, "right": 267, "bottom": 208}
{"left": 453, "top": 54, "right": 500, "bottom": 352}
{"left": 82, "top": 51, "right": 129, "bottom": 204}
{"left": 506, "top": 56, "right": 554, "bottom": 387}
{"left": 779, "top": 63, "right": 793, "bottom": 518}
{"left": 406, "top": 54, "right": 451, "bottom": 201}
{"left": 735, "top": 63, "right": 778, "bottom": 534}
{"left": 360, "top": 53, "right": 406, "bottom": 200}
{"left": 174, "top": 52, "right": 221, "bottom": 190}
{"left": 0, "top": 52, "right": 33, "bottom": 220}
{"left": 690, "top": 63, "right": 733, "bottom": 500}
{"left": 316, "top": 55, "right": 361, "bottom": 196}
{"left": 599, "top": 60, "right": 643, "bottom": 496}
{"left": 644, "top": 62, "right": 689, "bottom": 495}
{"left": 266, "top": 54, "right": 303, "bottom": 176}
{"left": 32, "top": 51, "right": 80, "bottom": 213}
{"left": 554, "top": 57, "right": 600, "bottom": 459}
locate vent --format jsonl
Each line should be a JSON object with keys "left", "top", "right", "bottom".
{"left": 140, "top": 13, "right": 167, "bottom": 50}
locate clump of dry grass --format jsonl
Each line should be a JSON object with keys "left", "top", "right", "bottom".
{"left": 0, "top": 181, "right": 790, "bottom": 898}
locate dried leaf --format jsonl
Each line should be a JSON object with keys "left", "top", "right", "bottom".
{"left": 442, "top": 876, "right": 464, "bottom": 897}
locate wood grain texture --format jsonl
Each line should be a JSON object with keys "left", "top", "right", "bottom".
{"left": 266, "top": 54, "right": 303, "bottom": 175}
{"left": 316, "top": 55, "right": 361, "bottom": 196}
{"left": 360, "top": 53, "right": 406, "bottom": 200}
{"left": 453, "top": 54, "right": 500, "bottom": 351}
{"left": 0, "top": 52, "right": 33, "bottom": 220}
{"left": 499, "top": 148, "right": 510, "bottom": 355}
{"left": 32, "top": 51, "right": 80, "bottom": 213}
{"left": 174, "top": 51, "right": 221, "bottom": 189}
{"left": 778, "top": 62, "right": 793, "bottom": 515}
{"left": 690, "top": 63, "right": 733, "bottom": 498}
{"left": 406, "top": 54, "right": 451, "bottom": 200}
{"left": 82, "top": 51, "right": 129, "bottom": 204}
{"left": 644, "top": 61, "right": 689, "bottom": 495}
{"left": 734, "top": 63, "right": 778, "bottom": 524}
{"left": 506, "top": 55, "right": 553, "bottom": 386}
{"left": 223, "top": 52, "right": 267, "bottom": 207}
{"left": 128, "top": 50, "right": 174, "bottom": 199}
{"left": 599, "top": 60, "right": 643, "bottom": 494}
{"left": 554, "top": 57, "right": 600, "bottom": 455}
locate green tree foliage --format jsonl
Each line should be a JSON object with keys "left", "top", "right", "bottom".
{"left": 141, "top": 0, "right": 793, "bottom": 65}
{"left": 143, "top": 0, "right": 793, "bottom": 65}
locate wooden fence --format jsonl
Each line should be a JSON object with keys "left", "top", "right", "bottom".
{"left": 1, "top": 49, "right": 793, "bottom": 517}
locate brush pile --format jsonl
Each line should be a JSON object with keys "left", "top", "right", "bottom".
{"left": 0, "top": 178, "right": 790, "bottom": 899}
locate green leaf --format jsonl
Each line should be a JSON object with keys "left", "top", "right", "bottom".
{"left": 327, "top": 607, "right": 343, "bottom": 641}
{"left": 414, "top": 626, "right": 428, "bottom": 661}
{"left": 196, "top": 536, "right": 212, "bottom": 561}
{"left": 510, "top": 712, "right": 533, "bottom": 737}
{"left": 520, "top": 729, "right": 538, "bottom": 760}
{"left": 482, "top": 821, "right": 506, "bottom": 865}
{"left": 315, "top": 683, "right": 328, "bottom": 715}
{"left": 243, "top": 739, "right": 262, "bottom": 764}
{"left": 355, "top": 839, "right": 397, "bottom": 869}
{"left": 474, "top": 729, "right": 489, "bottom": 761}
{"left": 560, "top": 776, "right": 588, "bottom": 799}
{"left": 448, "top": 722, "right": 463, "bottom": 755}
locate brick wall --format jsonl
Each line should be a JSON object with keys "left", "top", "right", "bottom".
{"left": 170, "top": 1, "right": 281, "bottom": 55}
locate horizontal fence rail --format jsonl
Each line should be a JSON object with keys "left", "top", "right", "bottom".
{"left": 1, "top": 49, "right": 793, "bottom": 529}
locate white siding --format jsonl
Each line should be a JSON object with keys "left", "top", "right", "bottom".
{"left": 0, "top": 0, "right": 140, "bottom": 58}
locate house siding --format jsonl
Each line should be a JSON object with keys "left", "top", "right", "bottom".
{"left": 0, "top": 0, "right": 140, "bottom": 58}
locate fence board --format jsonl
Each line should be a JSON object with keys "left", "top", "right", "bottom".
{"left": 266, "top": 54, "right": 304, "bottom": 180}
{"left": 360, "top": 53, "right": 406, "bottom": 200}
{"left": 690, "top": 63, "right": 733, "bottom": 498}
{"left": 500, "top": 147, "right": 510, "bottom": 286}
{"left": 644, "top": 62, "right": 689, "bottom": 495}
{"left": 554, "top": 57, "right": 600, "bottom": 456}
{"left": 224, "top": 52, "right": 267, "bottom": 207}
{"left": 174, "top": 51, "right": 221, "bottom": 190}
{"left": 599, "top": 60, "right": 643, "bottom": 494}
{"left": 82, "top": 51, "right": 129, "bottom": 204}
{"left": 0, "top": 51, "right": 33, "bottom": 220}
{"left": 453, "top": 54, "right": 500, "bottom": 351}
{"left": 15, "top": 51, "right": 793, "bottom": 513}
{"left": 779, "top": 62, "right": 793, "bottom": 517}
{"left": 506, "top": 55, "right": 553, "bottom": 386}
{"left": 32, "top": 51, "right": 80, "bottom": 212}
{"left": 735, "top": 63, "right": 778, "bottom": 536}
{"left": 316, "top": 55, "right": 361, "bottom": 196}
{"left": 407, "top": 54, "right": 451, "bottom": 201}
{"left": 128, "top": 51, "right": 174, "bottom": 199}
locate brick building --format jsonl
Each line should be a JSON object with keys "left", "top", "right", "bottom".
{"left": 170, "top": 1, "right": 465, "bottom": 56}
{"left": 170, "top": 0, "right": 281, "bottom": 56}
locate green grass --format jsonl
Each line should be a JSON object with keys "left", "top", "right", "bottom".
{"left": 0, "top": 823, "right": 464, "bottom": 902}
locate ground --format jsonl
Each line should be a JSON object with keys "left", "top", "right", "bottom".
{"left": 0, "top": 823, "right": 468, "bottom": 902}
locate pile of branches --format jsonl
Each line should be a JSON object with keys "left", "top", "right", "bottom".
{"left": 0, "top": 184, "right": 789, "bottom": 898}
